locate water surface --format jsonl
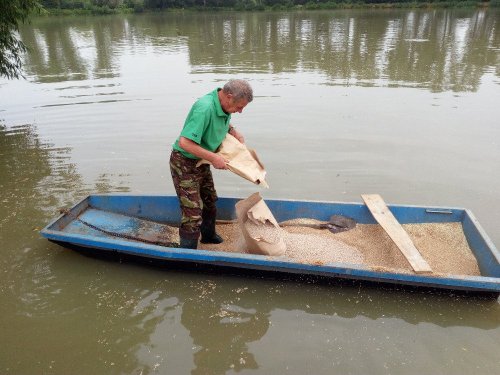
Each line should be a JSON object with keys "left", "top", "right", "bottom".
{"left": 1, "top": 9, "right": 499, "bottom": 374}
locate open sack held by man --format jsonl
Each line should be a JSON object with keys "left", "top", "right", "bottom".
{"left": 197, "top": 133, "right": 269, "bottom": 188}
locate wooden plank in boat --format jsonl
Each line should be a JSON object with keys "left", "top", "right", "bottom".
{"left": 361, "top": 194, "right": 432, "bottom": 274}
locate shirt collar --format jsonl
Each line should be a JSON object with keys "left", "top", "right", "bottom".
{"left": 213, "top": 88, "right": 229, "bottom": 117}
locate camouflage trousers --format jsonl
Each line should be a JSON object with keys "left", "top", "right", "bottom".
{"left": 169, "top": 150, "right": 218, "bottom": 239}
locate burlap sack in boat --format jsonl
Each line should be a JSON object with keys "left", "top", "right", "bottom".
{"left": 235, "top": 192, "right": 286, "bottom": 256}
{"left": 197, "top": 133, "right": 269, "bottom": 188}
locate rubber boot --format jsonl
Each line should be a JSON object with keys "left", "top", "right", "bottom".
{"left": 200, "top": 209, "right": 223, "bottom": 244}
{"left": 179, "top": 229, "right": 199, "bottom": 249}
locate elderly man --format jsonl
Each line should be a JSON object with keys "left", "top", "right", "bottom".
{"left": 170, "top": 79, "right": 253, "bottom": 249}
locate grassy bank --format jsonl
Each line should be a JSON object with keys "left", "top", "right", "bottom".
{"left": 39, "top": 0, "right": 499, "bottom": 16}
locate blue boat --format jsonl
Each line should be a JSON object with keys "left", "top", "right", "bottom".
{"left": 41, "top": 194, "right": 500, "bottom": 296}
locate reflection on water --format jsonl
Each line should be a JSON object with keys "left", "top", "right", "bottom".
{"left": 187, "top": 9, "right": 500, "bottom": 93}
{"left": 19, "top": 10, "right": 500, "bottom": 92}
{"left": 0, "top": 124, "right": 78, "bottom": 229}
{"left": 181, "top": 280, "right": 270, "bottom": 374}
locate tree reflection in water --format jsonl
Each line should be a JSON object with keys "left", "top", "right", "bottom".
{"left": 18, "top": 9, "right": 500, "bottom": 92}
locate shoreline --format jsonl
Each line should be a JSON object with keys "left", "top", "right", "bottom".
{"left": 38, "top": 1, "right": 498, "bottom": 17}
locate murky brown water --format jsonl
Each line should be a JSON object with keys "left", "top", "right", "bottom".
{"left": 1, "top": 9, "right": 499, "bottom": 374}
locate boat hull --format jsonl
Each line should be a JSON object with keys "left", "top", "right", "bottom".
{"left": 41, "top": 195, "right": 500, "bottom": 295}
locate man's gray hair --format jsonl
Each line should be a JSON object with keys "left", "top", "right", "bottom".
{"left": 223, "top": 79, "right": 253, "bottom": 102}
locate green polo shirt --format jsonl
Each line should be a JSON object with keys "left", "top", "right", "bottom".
{"left": 173, "top": 88, "right": 231, "bottom": 159}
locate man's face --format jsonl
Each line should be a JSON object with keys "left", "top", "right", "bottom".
{"left": 225, "top": 95, "right": 249, "bottom": 114}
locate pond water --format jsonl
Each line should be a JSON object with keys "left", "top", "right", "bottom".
{"left": 1, "top": 9, "right": 499, "bottom": 374}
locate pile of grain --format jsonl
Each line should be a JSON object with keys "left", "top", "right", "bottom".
{"left": 283, "top": 232, "right": 364, "bottom": 265}
{"left": 198, "top": 220, "right": 481, "bottom": 277}
{"left": 243, "top": 220, "right": 364, "bottom": 264}
{"left": 244, "top": 221, "right": 283, "bottom": 244}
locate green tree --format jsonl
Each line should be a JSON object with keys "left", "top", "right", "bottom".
{"left": 0, "top": 0, "right": 41, "bottom": 79}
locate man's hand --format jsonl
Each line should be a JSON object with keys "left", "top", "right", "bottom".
{"left": 229, "top": 127, "right": 245, "bottom": 144}
{"left": 211, "top": 154, "right": 228, "bottom": 169}
{"left": 179, "top": 137, "right": 228, "bottom": 169}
